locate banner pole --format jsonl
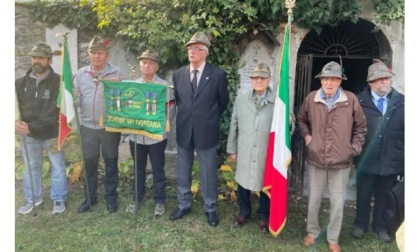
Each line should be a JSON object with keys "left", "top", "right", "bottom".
{"left": 134, "top": 135, "right": 138, "bottom": 213}
{"left": 73, "top": 100, "right": 92, "bottom": 211}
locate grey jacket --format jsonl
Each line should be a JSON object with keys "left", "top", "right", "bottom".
{"left": 227, "top": 88, "right": 275, "bottom": 191}
{"left": 73, "top": 63, "right": 122, "bottom": 129}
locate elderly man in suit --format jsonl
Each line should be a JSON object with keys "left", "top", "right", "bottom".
{"left": 169, "top": 32, "right": 229, "bottom": 227}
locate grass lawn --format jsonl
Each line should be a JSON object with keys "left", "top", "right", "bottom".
{"left": 14, "top": 177, "right": 400, "bottom": 252}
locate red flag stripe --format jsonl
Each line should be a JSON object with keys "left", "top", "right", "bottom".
{"left": 262, "top": 21, "right": 291, "bottom": 237}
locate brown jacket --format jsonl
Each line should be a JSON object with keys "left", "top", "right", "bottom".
{"left": 297, "top": 88, "right": 367, "bottom": 169}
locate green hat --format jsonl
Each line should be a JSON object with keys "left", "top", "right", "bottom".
{"left": 367, "top": 59, "right": 394, "bottom": 82}
{"left": 88, "top": 36, "right": 109, "bottom": 51}
{"left": 185, "top": 32, "right": 211, "bottom": 48}
{"left": 250, "top": 63, "right": 271, "bottom": 78}
{"left": 315, "top": 61, "right": 347, "bottom": 80}
{"left": 137, "top": 49, "right": 160, "bottom": 62}
{"left": 28, "top": 42, "right": 53, "bottom": 58}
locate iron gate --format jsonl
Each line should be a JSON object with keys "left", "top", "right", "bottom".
{"left": 289, "top": 54, "right": 313, "bottom": 195}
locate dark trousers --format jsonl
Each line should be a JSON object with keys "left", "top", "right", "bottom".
{"left": 80, "top": 125, "right": 121, "bottom": 204}
{"left": 354, "top": 172, "right": 398, "bottom": 232}
{"left": 237, "top": 183, "right": 270, "bottom": 221}
{"left": 129, "top": 139, "right": 167, "bottom": 204}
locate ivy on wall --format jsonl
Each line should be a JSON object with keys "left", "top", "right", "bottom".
{"left": 22, "top": 0, "right": 404, "bottom": 154}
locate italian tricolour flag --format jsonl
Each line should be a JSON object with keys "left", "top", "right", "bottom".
{"left": 57, "top": 34, "right": 75, "bottom": 150}
{"left": 262, "top": 22, "right": 291, "bottom": 237}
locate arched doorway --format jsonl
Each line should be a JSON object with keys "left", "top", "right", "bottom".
{"left": 290, "top": 19, "right": 392, "bottom": 196}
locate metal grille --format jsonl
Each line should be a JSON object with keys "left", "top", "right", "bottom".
{"left": 290, "top": 54, "right": 313, "bottom": 195}
{"left": 298, "top": 21, "right": 379, "bottom": 58}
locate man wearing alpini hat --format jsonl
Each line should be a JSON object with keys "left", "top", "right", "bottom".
{"left": 169, "top": 32, "right": 229, "bottom": 227}
{"left": 73, "top": 35, "right": 123, "bottom": 213}
{"left": 227, "top": 62, "right": 274, "bottom": 234}
{"left": 125, "top": 48, "right": 176, "bottom": 216}
{"left": 15, "top": 42, "right": 68, "bottom": 215}
{"left": 297, "top": 61, "right": 367, "bottom": 252}
{"left": 352, "top": 59, "right": 404, "bottom": 243}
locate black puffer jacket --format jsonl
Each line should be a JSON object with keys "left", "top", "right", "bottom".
{"left": 355, "top": 86, "right": 404, "bottom": 176}
{"left": 15, "top": 67, "right": 61, "bottom": 140}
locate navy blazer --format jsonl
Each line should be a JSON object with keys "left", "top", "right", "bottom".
{"left": 173, "top": 63, "right": 229, "bottom": 149}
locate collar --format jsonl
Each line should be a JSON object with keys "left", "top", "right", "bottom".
{"left": 190, "top": 62, "right": 206, "bottom": 73}
{"left": 320, "top": 87, "right": 341, "bottom": 101}
{"left": 253, "top": 89, "right": 267, "bottom": 99}
{"left": 88, "top": 63, "right": 110, "bottom": 76}
{"left": 315, "top": 87, "right": 348, "bottom": 104}
{"left": 29, "top": 68, "right": 51, "bottom": 81}
{"left": 371, "top": 90, "right": 388, "bottom": 102}
{"left": 138, "top": 74, "right": 157, "bottom": 83}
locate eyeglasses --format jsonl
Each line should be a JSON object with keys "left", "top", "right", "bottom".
{"left": 187, "top": 46, "right": 207, "bottom": 52}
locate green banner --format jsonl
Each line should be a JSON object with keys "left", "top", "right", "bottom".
{"left": 102, "top": 80, "right": 167, "bottom": 140}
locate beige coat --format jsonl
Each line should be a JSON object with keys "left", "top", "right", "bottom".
{"left": 227, "top": 88, "right": 275, "bottom": 191}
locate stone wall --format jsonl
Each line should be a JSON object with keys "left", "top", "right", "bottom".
{"left": 15, "top": 4, "right": 178, "bottom": 153}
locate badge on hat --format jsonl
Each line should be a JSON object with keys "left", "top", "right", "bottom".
{"left": 315, "top": 61, "right": 347, "bottom": 80}
{"left": 88, "top": 36, "right": 109, "bottom": 51}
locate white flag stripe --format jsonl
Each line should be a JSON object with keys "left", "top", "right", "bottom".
{"left": 271, "top": 96, "right": 291, "bottom": 178}
{"left": 62, "top": 83, "right": 75, "bottom": 123}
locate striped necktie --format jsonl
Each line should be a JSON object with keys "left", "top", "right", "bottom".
{"left": 191, "top": 69, "right": 198, "bottom": 95}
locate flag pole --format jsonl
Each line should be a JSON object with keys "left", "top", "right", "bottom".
{"left": 285, "top": 0, "right": 294, "bottom": 131}
{"left": 16, "top": 92, "right": 38, "bottom": 216}
{"left": 130, "top": 64, "right": 139, "bottom": 213}
{"left": 73, "top": 100, "right": 92, "bottom": 211}
{"left": 261, "top": 0, "right": 295, "bottom": 237}
{"left": 56, "top": 32, "right": 92, "bottom": 211}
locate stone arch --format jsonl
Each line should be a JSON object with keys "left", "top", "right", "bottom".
{"left": 297, "top": 19, "right": 392, "bottom": 95}
{"left": 290, "top": 19, "right": 393, "bottom": 197}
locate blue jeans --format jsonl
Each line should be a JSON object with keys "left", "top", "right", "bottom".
{"left": 19, "top": 136, "right": 67, "bottom": 203}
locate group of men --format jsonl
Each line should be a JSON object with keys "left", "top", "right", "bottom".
{"left": 296, "top": 60, "right": 404, "bottom": 252}
{"left": 15, "top": 32, "right": 229, "bottom": 229}
{"left": 15, "top": 31, "right": 404, "bottom": 251}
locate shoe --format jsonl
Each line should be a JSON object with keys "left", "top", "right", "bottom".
{"left": 259, "top": 219, "right": 269, "bottom": 234}
{"left": 77, "top": 200, "right": 97, "bottom": 213}
{"left": 154, "top": 203, "right": 165, "bottom": 217}
{"left": 352, "top": 227, "right": 365, "bottom": 239}
{"left": 233, "top": 215, "right": 248, "bottom": 227}
{"left": 303, "top": 234, "right": 316, "bottom": 247}
{"left": 52, "top": 201, "right": 65, "bottom": 214}
{"left": 18, "top": 199, "right": 43, "bottom": 215}
{"left": 328, "top": 243, "right": 341, "bottom": 252}
{"left": 107, "top": 201, "right": 118, "bottom": 213}
{"left": 126, "top": 201, "right": 137, "bottom": 214}
{"left": 378, "top": 231, "right": 392, "bottom": 243}
{"left": 169, "top": 208, "right": 191, "bottom": 221}
{"left": 206, "top": 211, "right": 219, "bottom": 227}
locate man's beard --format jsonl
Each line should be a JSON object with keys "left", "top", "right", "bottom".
{"left": 32, "top": 63, "right": 48, "bottom": 74}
